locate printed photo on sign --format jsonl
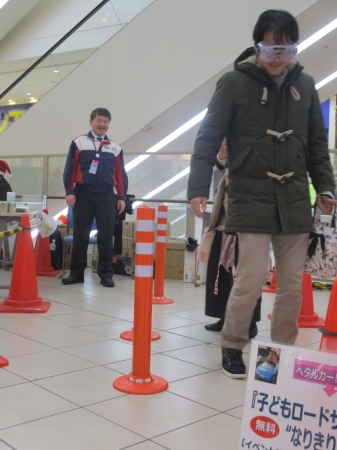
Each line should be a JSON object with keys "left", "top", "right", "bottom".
{"left": 255, "top": 345, "right": 281, "bottom": 385}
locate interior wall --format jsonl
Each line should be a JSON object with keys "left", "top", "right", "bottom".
{"left": 0, "top": 0, "right": 319, "bottom": 159}
{"left": 0, "top": 0, "right": 102, "bottom": 63}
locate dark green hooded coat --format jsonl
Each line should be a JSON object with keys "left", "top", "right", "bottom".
{"left": 188, "top": 49, "right": 335, "bottom": 235}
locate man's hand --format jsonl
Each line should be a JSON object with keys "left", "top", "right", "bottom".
{"left": 190, "top": 197, "right": 207, "bottom": 218}
{"left": 316, "top": 194, "right": 337, "bottom": 213}
{"left": 66, "top": 194, "right": 76, "bottom": 207}
{"left": 117, "top": 200, "right": 125, "bottom": 214}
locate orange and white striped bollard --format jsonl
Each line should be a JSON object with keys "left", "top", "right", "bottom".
{"left": 114, "top": 205, "right": 168, "bottom": 394}
{"left": 152, "top": 205, "right": 173, "bottom": 305}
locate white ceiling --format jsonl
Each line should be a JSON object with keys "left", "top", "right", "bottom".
{"left": 122, "top": 0, "right": 337, "bottom": 156}
{"left": 0, "top": 0, "right": 40, "bottom": 42}
{"left": 0, "top": 0, "right": 336, "bottom": 157}
{"left": 0, "top": 0, "right": 154, "bottom": 105}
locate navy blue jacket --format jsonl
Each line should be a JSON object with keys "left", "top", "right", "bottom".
{"left": 63, "top": 131, "right": 128, "bottom": 200}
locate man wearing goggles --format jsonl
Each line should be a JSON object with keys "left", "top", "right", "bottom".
{"left": 256, "top": 42, "right": 298, "bottom": 62}
{"left": 255, "top": 38, "right": 298, "bottom": 78}
{"left": 188, "top": 10, "right": 336, "bottom": 380}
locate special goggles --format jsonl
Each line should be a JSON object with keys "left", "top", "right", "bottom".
{"left": 256, "top": 42, "right": 298, "bottom": 62}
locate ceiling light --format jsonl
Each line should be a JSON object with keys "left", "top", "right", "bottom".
{"left": 297, "top": 18, "right": 337, "bottom": 53}
{"left": 146, "top": 110, "right": 207, "bottom": 153}
{"left": 132, "top": 167, "right": 190, "bottom": 209}
{"left": 315, "top": 70, "right": 337, "bottom": 90}
{"left": 54, "top": 70, "right": 59, "bottom": 73}
{"left": 0, "top": 0, "right": 9, "bottom": 9}
{"left": 26, "top": 92, "right": 31, "bottom": 96}
{"left": 125, "top": 155, "right": 150, "bottom": 172}
{"left": 126, "top": 18, "right": 337, "bottom": 176}
{"left": 30, "top": 98, "right": 37, "bottom": 103}
{"left": 125, "top": 109, "right": 207, "bottom": 173}
{"left": 102, "top": 18, "right": 107, "bottom": 22}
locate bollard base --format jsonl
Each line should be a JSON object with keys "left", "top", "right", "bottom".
{"left": 0, "top": 300, "right": 51, "bottom": 313}
{"left": 113, "top": 374, "right": 168, "bottom": 394}
{"left": 152, "top": 296, "right": 174, "bottom": 305}
{"left": 120, "top": 330, "right": 161, "bottom": 341}
{"left": 0, "top": 356, "right": 9, "bottom": 368}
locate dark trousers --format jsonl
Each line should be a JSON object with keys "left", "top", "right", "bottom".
{"left": 70, "top": 189, "right": 116, "bottom": 279}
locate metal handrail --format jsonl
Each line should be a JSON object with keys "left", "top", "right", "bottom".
{"left": 40, "top": 196, "right": 214, "bottom": 204}
{"left": 0, "top": 0, "right": 110, "bottom": 100}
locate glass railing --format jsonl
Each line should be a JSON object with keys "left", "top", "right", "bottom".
{"left": 0, "top": 0, "right": 154, "bottom": 132}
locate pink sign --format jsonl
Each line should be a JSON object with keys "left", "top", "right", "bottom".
{"left": 293, "top": 359, "right": 337, "bottom": 397}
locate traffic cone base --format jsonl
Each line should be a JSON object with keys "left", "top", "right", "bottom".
{"left": 298, "top": 313, "right": 324, "bottom": 328}
{"left": 319, "top": 335, "right": 337, "bottom": 354}
{"left": 37, "top": 268, "right": 60, "bottom": 277}
{"left": 0, "top": 356, "right": 9, "bottom": 368}
{"left": 152, "top": 296, "right": 174, "bottom": 305}
{"left": 120, "top": 329, "right": 161, "bottom": 341}
{"left": 267, "top": 311, "right": 324, "bottom": 328}
{"left": 113, "top": 374, "right": 168, "bottom": 395}
{"left": 0, "top": 300, "right": 50, "bottom": 313}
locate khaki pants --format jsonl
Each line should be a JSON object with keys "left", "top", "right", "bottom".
{"left": 221, "top": 233, "right": 309, "bottom": 350}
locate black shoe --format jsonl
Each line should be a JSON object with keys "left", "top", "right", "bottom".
{"left": 62, "top": 275, "right": 84, "bottom": 285}
{"left": 221, "top": 347, "right": 246, "bottom": 379}
{"left": 249, "top": 323, "right": 258, "bottom": 339}
{"left": 100, "top": 278, "right": 115, "bottom": 287}
{"left": 205, "top": 319, "right": 224, "bottom": 332}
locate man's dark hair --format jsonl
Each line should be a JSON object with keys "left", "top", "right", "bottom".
{"left": 90, "top": 108, "right": 111, "bottom": 121}
{"left": 253, "top": 10, "right": 299, "bottom": 44}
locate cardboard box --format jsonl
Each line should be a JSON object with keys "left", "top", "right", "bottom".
{"left": 184, "top": 249, "right": 207, "bottom": 284}
{"left": 91, "top": 244, "right": 99, "bottom": 273}
{"left": 184, "top": 250, "right": 197, "bottom": 283}
{"left": 122, "top": 221, "right": 136, "bottom": 258}
{"left": 165, "top": 240, "right": 185, "bottom": 280}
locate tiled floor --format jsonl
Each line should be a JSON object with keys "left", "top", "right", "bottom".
{"left": 0, "top": 270, "right": 330, "bottom": 450}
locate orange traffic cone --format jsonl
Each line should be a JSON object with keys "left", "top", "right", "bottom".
{"left": 0, "top": 214, "right": 51, "bottom": 313}
{"left": 263, "top": 269, "right": 277, "bottom": 293}
{"left": 267, "top": 272, "right": 324, "bottom": 327}
{"left": 35, "top": 209, "right": 60, "bottom": 276}
{"left": 319, "top": 278, "right": 337, "bottom": 354}
{"left": 0, "top": 356, "right": 9, "bottom": 368}
{"left": 297, "top": 272, "right": 325, "bottom": 328}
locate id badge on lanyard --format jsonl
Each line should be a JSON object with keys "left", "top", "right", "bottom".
{"left": 89, "top": 160, "right": 99, "bottom": 174}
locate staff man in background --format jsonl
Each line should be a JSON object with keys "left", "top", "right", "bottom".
{"left": 62, "top": 107, "right": 128, "bottom": 288}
